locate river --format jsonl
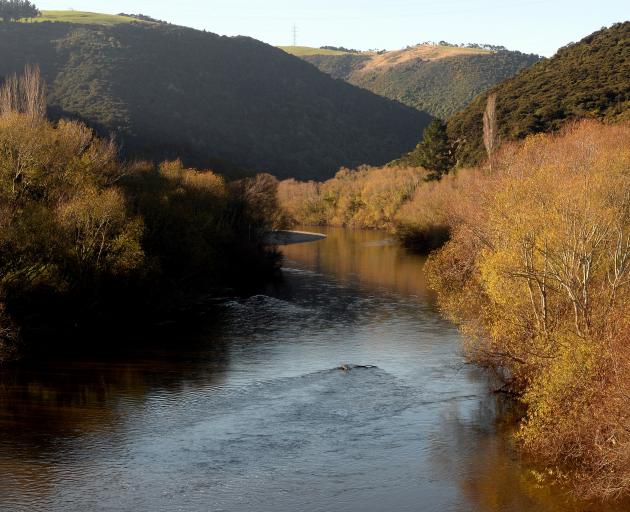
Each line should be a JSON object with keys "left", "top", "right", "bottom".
{"left": 0, "top": 227, "right": 624, "bottom": 512}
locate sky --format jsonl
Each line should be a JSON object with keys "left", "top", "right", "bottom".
{"left": 36, "top": 0, "right": 628, "bottom": 56}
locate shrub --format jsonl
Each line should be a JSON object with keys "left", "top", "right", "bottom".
{"left": 278, "top": 166, "right": 427, "bottom": 229}
{"left": 0, "top": 68, "right": 282, "bottom": 358}
{"left": 427, "top": 120, "right": 630, "bottom": 499}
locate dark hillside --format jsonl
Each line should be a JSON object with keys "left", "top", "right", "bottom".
{"left": 302, "top": 53, "right": 371, "bottom": 80}
{"left": 0, "top": 21, "right": 432, "bottom": 180}
{"left": 446, "top": 22, "right": 630, "bottom": 166}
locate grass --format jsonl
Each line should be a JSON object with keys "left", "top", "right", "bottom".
{"left": 280, "top": 43, "right": 493, "bottom": 67}
{"left": 279, "top": 46, "right": 352, "bottom": 56}
{"left": 421, "top": 44, "right": 492, "bottom": 55}
{"left": 360, "top": 44, "right": 491, "bottom": 72}
{"left": 24, "top": 11, "right": 144, "bottom": 26}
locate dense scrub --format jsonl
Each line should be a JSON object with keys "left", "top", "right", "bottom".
{"left": 279, "top": 121, "right": 630, "bottom": 499}
{"left": 426, "top": 121, "right": 630, "bottom": 500}
{"left": 278, "top": 166, "right": 427, "bottom": 229}
{"left": 394, "top": 170, "right": 485, "bottom": 251}
{"left": 278, "top": 162, "right": 479, "bottom": 252}
{"left": 0, "top": 21, "right": 430, "bottom": 180}
{"left": 300, "top": 49, "right": 540, "bottom": 118}
{"left": 278, "top": 162, "right": 480, "bottom": 253}
{"left": 446, "top": 22, "right": 630, "bottom": 166}
{"left": 0, "top": 69, "right": 281, "bottom": 360}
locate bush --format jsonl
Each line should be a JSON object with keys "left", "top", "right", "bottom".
{"left": 426, "top": 120, "right": 630, "bottom": 499}
{"left": 0, "top": 68, "right": 282, "bottom": 358}
{"left": 278, "top": 166, "right": 428, "bottom": 229}
{"left": 393, "top": 168, "right": 486, "bottom": 251}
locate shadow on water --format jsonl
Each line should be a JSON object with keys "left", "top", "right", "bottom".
{"left": 0, "top": 226, "right": 628, "bottom": 512}
{"left": 0, "top": 322, "right": 232, "bottom": 448}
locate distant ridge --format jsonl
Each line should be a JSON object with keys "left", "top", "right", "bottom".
{"left": 282, "top": 43, "right": 541, "bottom": 118}
{"left": 0, "top": 13, "right": 432, "bottom": 180}
{"left": 31, "top": 10, "right": 144, "bottom": 25}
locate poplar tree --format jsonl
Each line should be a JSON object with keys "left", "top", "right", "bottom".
{"left": 483, "top": 93, "right": 499, "bottom": 167}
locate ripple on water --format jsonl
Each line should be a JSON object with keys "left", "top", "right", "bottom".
{"left": 223, "top": 294, "right": 314, "bottom": 316}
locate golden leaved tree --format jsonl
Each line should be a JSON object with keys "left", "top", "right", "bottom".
{"left": 427, "top": 121, "right": 630, "bottom": 499}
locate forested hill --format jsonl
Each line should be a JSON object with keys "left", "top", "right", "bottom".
{"left": 283, "top": 44, "right": 541, "bottom": 118}
{"left": 0, "top": 16, "right": 432, "bottom": 180}
{"left": 447, "top": 22, "right": 630, "bottom": 166}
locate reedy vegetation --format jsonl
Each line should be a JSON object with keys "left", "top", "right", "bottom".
{"left": 0, "top": 67, "right": 281, "bottom": 359}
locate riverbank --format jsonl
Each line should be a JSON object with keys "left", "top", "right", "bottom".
{"left": 0, "top": 73, "right": 282, "bottom": 363}
{"left": 279, "top": 121, "right": 630, "bottom": 501}
{"left": 426, "top": 121, "right": 630, "bottom": 500}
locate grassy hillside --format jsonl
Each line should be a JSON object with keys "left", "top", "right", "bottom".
{"left": 289, "top": 44, "right": 540, "bottom": 118}
{"left": 0, "top": 16, "right": 431, "bottom": 180}
{"left": 279, "top": 46, "right": 351, "bottom": 56}
{"left": 32, "top": 11, "right": 142, "bottom": 25}
{"left": 447, "top": 22, "right": 630, "bottom": 166}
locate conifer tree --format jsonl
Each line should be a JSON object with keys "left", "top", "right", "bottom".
{"left": 407, "top": 119, "right": 454, "bottom": 179}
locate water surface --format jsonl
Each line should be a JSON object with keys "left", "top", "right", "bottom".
{"left": 0, "top": 227, "right": 624, "bottom": 511}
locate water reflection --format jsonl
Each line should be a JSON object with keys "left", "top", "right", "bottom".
{"left": 0, "top": 341, "right": 230, "bottom": 448}
{"left": 281, "top": 226, "right": 433, "bottom": 299}
{"left": 0, "top": 228, "right": 627, "bottom": 512}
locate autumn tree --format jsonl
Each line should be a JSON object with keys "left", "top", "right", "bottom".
{"left": 0, "top": 63, "right": 46, "bottom": 117}
{"left": 278, "top": 166, "right": 427, "bottom": 229}
{"left": 427, "top": 121, "right": 630, "bottom": 499}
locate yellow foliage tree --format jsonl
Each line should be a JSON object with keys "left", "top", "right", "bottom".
{"left": 427, "top": 120, "right": 630, "bottom": 499}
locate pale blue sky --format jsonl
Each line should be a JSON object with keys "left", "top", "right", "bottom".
{"left": 37, "top": 0, "right": 628, "bottom": 56}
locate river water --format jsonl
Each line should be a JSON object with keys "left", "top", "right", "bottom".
{"left": 0, "top": 227, "right": 624, "bottom": 512}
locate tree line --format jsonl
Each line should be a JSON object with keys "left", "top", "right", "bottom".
{"left": 0, "top": 0, "right": 39, "bottom": 22}
{"left": 426, "top": 120, "right": 630, "bottom": 500}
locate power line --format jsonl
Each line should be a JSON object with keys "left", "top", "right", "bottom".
{"left": 292, "top": 23, "right": 297, "bottom": 46}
